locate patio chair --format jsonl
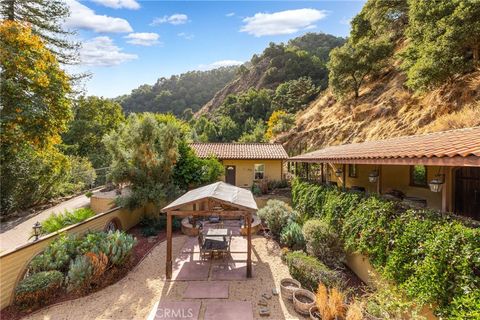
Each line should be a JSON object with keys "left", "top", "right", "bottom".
{"left": 198, "top": 233, "right": 210, "bottom": 260}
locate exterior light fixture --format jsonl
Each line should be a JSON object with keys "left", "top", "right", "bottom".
{"left": 227, "top": 166, "right": 234, "bottom": 170}
{"left": 335, "top": 168, "right": 343, "bottom": 177}
{"left": 369, "top": 170, "right": 379, "bottom": 183}
{"left": 429, "top": 175, "right": 445, "bottom": 193}
{"left": 32, "top": 221, "right": 42, "bottom": 241}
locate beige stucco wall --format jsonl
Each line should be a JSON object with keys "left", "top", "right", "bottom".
{"left": 328, "top": 164, "right": 444, "bottom": 210}
{"left": 0, "top": 206, "right": 144, "bottom": 309}
{"left": 221, "top": 159, "right": 284, "bottom": 188}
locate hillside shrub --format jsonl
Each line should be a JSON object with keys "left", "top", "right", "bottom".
{"left": 280, "top": 221, "right": 304, "bottom": 250}
{"left": 291, "top": 179, "right": 480, "bottom": 316}
{"left": 40, "top": 208, "right": 96, "bottom": 235}
{"left": 14, "top": 271, "right": 64, "bottom": 308}
{"left": 257, "top": 199, "right": 293, "bottom": 237}
{"left": 284, "top": 251, "right": 346, "bottom": 291}
{"left": 66, "top": 255, "right": 93, "bottom": 292}
{"left": 302, "top": 219, "right": 344, "bottom": 268}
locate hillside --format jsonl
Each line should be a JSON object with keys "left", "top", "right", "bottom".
{"left": 276, "top": 69, "right": 480, "bottom": 154}
{"left": 117, "top": 66, "right": 238, "bottom": 116}
{"left": 197, "top": 33, "right": 345, "bottom": 116}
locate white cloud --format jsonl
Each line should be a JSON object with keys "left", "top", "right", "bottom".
{"left": 177, "top": 32, "right": 194, "bottom": 40}
{"left": 150, "top": 14, "right": 188, "bottom": 26}
{"left": 80, "top": 36, "right": 137, "bottom": 66}
{"left": 198, "top": 60, "right": 243, "bottom": 70}
{"left": 65, "top": 0, "right": 133, "bottom": 33}
{"left": 125, "top": 32, "right": 160, "bottom": 46}
{"left": 226, "top": 12, "right": 235, "bottom": 17}
{"left": 91, "top": 0, "right": 140, "bottom": 9}
{"left": 240, "top": 9, "right": 327, "bottom": 37}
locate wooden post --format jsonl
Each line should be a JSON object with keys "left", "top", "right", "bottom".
{"left": 442, "top": 167, "right": 450, "bottom": 212}
{"left": 166, "top": 212, "right": 172, "bottom": 279}
{"left": 306, "top": 163, "right": 310, "bottom": 181}
{"left": 246, "top": 212, "right": 252, "bottom": 278}
{"left": 342, "top": 164, "right": 346, "bottom": 190}
{"left": 376, "top": 166, "right": 383, "bottom": 195}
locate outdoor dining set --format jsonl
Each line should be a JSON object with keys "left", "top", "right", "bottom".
{"left": 197, "top": 219, "right": 233, "bottom": 259}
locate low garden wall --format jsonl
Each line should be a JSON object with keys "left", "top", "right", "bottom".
{"left": 0, "top": 206, "right": 144, "bottom": 309}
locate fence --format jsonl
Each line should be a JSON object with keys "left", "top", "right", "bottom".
{"left": 0, "top": 205, "right": 144, "bottom": 309}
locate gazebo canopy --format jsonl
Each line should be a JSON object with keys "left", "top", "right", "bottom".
{"left": 162, "top": 181, "right": 258, "bottom": 213}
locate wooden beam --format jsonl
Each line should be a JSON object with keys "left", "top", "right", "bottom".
{"left": 342, "top": 164, "right": 346, "bottom": 189}
{"left": 288, "top": 155, "right": 480, "bottom": 167}
{"left": 377, "top": 166, "right": 383, "bottom": 195}
{"left": 246, "top": 213, "right": 252, "bottom": 278}
{"left": 165, "top": 210, "right": 252, "bottom": 217}
{"left": 166, "top": 213, "right": 172, "bottom": 280}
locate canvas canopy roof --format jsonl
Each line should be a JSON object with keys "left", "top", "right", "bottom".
{"left": 162, "top": 181, "right": 258, "bottom": 212}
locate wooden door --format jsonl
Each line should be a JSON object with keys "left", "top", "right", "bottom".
{"left": 454, "top": 167, "right": 480, "bottom": 220}
{"left": 225, "top": 166, "right": 236, "bottom": 185}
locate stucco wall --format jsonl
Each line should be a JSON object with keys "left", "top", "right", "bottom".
{"left": 221, "top": 159, "right": 283, "bottom": 188}
{"left": 329, "top": 164, "right": 444, "bottom": 210}
{"left": 0, "top": 206, "right": 144, "bottom": 309}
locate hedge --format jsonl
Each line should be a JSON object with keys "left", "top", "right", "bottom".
{"left": 291, "top": 178, "right": 480, "bottom": 318}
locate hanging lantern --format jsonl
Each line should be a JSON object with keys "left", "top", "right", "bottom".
{"left": 335, "top": 168, "right": 343, "bottom": 177}
{"left": 429, "top": 175, "right": 444, "bottom": 193}
{"left": 369, "top": 170, "right": 379, "bottom": 183}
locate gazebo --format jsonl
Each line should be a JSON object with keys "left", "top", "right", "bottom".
{"left": 161, "top": 182, "right": 258, "bottom": 279}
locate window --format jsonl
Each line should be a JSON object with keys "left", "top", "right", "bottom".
{"left": 348, "top": 164, "right": 357, "bottom": 178}
{"left": 254, "top": 164, "right": 265, "bottom": 180}
{"left": 410, "top": 165, "right": 428, "bottom": 187}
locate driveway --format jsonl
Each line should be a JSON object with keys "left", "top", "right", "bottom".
{"left": 0, "top": 194, "right": 90, "bottom": 252}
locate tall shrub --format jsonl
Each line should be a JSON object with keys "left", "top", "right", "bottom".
{"left": 302, "top": 219, "right": 345, "bottom": 268}
{"left": 257, "top": 199, "right": 293, "bottom": 237}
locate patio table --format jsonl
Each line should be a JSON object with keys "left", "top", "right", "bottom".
{"left": 204, "top": 228, "right": 229, "bottom": 251}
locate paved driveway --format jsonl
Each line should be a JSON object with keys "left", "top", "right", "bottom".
{"left": 0, "top": 195, "right": 90, "bottom": 252}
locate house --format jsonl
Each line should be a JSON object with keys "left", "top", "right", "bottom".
{"left": 190, "top": 143, "right": 289, "bottom": 188}
{"left": 289, "top": 127, "right": 480, "bottom": 220}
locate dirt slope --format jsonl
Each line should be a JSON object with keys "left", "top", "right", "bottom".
{"left": 276, "top": 69, "right": 480, "bottom": 154}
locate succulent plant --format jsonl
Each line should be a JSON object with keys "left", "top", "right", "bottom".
{"left": 66, "top": 255, "right": 93, "bottom": 292}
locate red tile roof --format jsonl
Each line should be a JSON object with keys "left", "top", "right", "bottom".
{"left": 289, "top": 127, "right": 480, "bottom": 166}
{"left": 190, "top": 143, "right": 288, "bottom": 160}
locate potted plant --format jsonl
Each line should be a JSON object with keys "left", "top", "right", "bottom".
{"left": 280, "top": 278, "right": 301, "bottom": 301}
{"left": 309, "top": 283, "right": 346, "bottom": 320}
{"left": 293, "top": 288, "right": 316, "bottom": 316}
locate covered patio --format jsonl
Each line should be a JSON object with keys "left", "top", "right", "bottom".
{"left": 162, "top": 182, "right": 257, "bottom": 280}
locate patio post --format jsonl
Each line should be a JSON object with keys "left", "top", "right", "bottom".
{"left": 246, "top": 212, "right": 252, "bottom": 278}
{"left": 166, "top": 212, "right": 172, "bottom": 279}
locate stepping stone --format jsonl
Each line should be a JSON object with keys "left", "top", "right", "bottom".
{"left": 172, "top": 253, "right": 210, "bottom": 281}
{"left": 210, "top": 262, "right": 250, "bottom": 280}
{"left": 259, "top": 307, "right": 270, "bottom": 317}
{"left": 257, "top": 298, "right": 268, "bottom": 306}
{"left": 183, "top": 282, "right": 229, "bottom": 299}
{"left": 147, "top": 301, "right": 201, "bottom": 320}
{"left": 262, "top": 293, "right": 272, "bottom": 300}
{"left": 204, "top": 301, "right": 253, "bottom": 320}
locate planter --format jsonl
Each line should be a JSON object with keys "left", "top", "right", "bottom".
{"left": 309, "top": 306, "right": 321, "bottom": 320}
{"left": 293, "top": 289, "right": 316, "bottom": 316}
{"left": 280, "top": 278, "right": 301, "bottom": 301}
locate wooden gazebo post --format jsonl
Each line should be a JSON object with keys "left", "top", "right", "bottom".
{"left": 246, "top": 211, "right": 252, "bottom": 278}
{"left": 166, "top": 212, "right": 172, "bottom": 279}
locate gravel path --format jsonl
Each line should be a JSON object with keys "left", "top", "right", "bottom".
{"left": 25, "top": 235, "right": 302, "bottom": 320}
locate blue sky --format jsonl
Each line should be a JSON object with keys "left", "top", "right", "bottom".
{"left": 67, "top": 1, "right": 365, "bottom": 97}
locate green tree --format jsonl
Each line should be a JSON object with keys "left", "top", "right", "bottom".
{"left": 103, "top": 113, "right": 181, "bottom": 209}
{"left": 272, "top": 77, "right": 318, "bottom": 113}
{"left": 216, "top": 115, "right": 241, "bottom": 142}
{"left": 401, "top": 0, "right": 480, "bottom": 91}
{"left": 0, "top": 0, "right": 79, "bottom": 63}
{"left": 328, "top": 38, "right": 392, "bottom": 99}
{"left": 0, "top": 21, "right": 74, "bottom": 214}
{"left": 62, "top": 96, "right": 125, "bottom": 168}
{"left": 238, "top": 120, "right": 266, "bottom": 143}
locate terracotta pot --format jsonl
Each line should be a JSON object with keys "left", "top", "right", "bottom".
{"left": 309, "top": 306, "right": 321, "bottom": 320}
{"left": 293, "top": 289, "right": 316, "bottom": 316}
{"left": 280, "top": 278, "right": 301, "bottom": 301}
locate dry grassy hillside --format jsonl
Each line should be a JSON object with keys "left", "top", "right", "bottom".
{"left": 276, "top": 69, "right": 480, "bottom": 154}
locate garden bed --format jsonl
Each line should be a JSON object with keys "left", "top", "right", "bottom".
{"left": 0, "top": 225, "right": 173, "bottom": 320}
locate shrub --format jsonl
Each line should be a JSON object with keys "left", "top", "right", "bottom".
{"left": 15, "top": 271, "right": 64, "bottom": 308}
{"left": 100, "top": 230, "right": 136, "bottom": 266}
{"left": 284, "top": 251, "right": 346, "bottom": 291}
{"left": 66, "top": 255, "right": 93, "bottom": 292}
{"left": 444, "top": 290, "right": 480, "bottom": 320}
{"left": 257, "top": 199, "right": 293, "bottom": 237}
{"left": 251, "top": 183, "right": 262, "bottom": 196}
{"left": 280, "top": 222, "right": 305, "bottom": 250}
{"left": 29, "top": 234, "right": 79, "bottom": 273}
{"left": 40, "top": 208, "right": 95, "bottom": 235}
{"left": 302, "top": 219, "right": 344, "bottom": 268}
{"left": 139, "top": 215, "right": 166, "bottom": 237}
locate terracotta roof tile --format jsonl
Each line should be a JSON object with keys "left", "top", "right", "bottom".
{"left": 190, "top": 143, "right": 288, "bottom": 160}
{"left": 290, "top": 127, "right": 480, "bottom": 165}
